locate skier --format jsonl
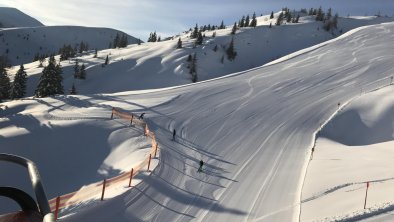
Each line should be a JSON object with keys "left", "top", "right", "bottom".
{"left": 138, "top": 112, "right": 145, "bottom": 120}
{"left": 172, "top": 129, "right": 176, "bottom": 141}
{"left": 198, "top": 159, "right": 204, "bottom": 173}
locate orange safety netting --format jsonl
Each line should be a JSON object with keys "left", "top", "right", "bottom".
{"left": 49, "top": 108, "right": 159, "bottom": 217}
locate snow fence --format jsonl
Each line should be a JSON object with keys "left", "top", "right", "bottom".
{"left": 48, "top": 107, "right": 159, "bottom": 220}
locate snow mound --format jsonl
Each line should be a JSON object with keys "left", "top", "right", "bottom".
{"left": 321, "top": 87, "right": 394, "bottom": 146}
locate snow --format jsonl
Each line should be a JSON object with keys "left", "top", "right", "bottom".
{"left": 0, "top": 7, "right": 43, "bottom": 28}
{"left": 301, "top": 86, "right": 394, "bottom": 221}
{"left": 1, "top": 9, "right": 394, "bottom": 222}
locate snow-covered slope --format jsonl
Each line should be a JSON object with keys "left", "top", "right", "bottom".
{"left": 6, "top": 14, "right": 392, "bottom": 95}
{"left": 0, "top": 7, "right": 43, "bottom": 28}
{"left": 1, "top": 20, "right": 394, "bottom": 222}
{"left": 0, "top": 25, "right": 139, "bottom": 66}
{"left": 302, "top": 86, "right": 394, "bottom": 221}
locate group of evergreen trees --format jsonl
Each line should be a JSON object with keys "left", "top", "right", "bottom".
{"left": 186, "top": 53, "right": 197, "bottom": 83}
{"left": 113, "top": 33, "right": 128, "bottom": 48}
{"left": 35, "top": 55, "right": 63, "bottom": 97}
{"left": 0, "top": 64, "right": 27, "bottom": 101}
{"left": 238, "top": 13, "right": 258, "bottom": 28}
{"left": 59, "top": 44, "right": 76, "bottom": 61}
{"left": 147, "top": 31, "right": 160, "bottom": 42}
{"left": 276, "top": 8, "right": 300, "bottom": 26}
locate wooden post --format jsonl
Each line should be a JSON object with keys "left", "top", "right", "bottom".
{"left": 110, "top": 108, "right": 114, "bottom": 119}
{"left": 154, "top": 144, "right": 158, "bottom": 158}
{"left": 54, "top": 196, "right": 61, "bottom": 219}
{"left": 147, "top": 154, "right": 152, "bottom": 171}
{"left": 101, "top": 179, "right": 107, "bottom": 201}
{"left": 129, "top": 115, "right": 133, "bottom": 127}
{"left": 128, "top": 168, "right": 134, "bottom": 187}
{"left": 364, "top": 182, "right": 369, "bottom": 209}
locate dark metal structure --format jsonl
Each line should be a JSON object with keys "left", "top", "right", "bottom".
{"left": 0, "top": 153, "right": 56, "bottom": 222}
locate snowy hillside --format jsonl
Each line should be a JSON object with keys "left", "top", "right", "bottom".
{"left": 6, "top": 13, "right": 392, "bottom": 95}
{"left": 0, "top": 7, "right": 43, "bottom": 28}
{"left": 302, "top": 86, "right": 394, "bottom": 221}
{"left": 1, "top": 19, "right": 394, "bottom": 222}
{"left": 0, "top": 26, "right": 139, "bottom": 66}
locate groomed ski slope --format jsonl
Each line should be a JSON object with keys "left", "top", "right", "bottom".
{"left": 53, "top": 22, "right": 394, "bottom": 221}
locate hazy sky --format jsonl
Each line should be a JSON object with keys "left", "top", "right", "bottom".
{"left": 1, "top": 0, "right": 393, "bottom": 40}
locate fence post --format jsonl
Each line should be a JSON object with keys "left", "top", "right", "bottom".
{"left": 110, "top": 108, "right": 114, "bottom": 119}
{"left": 147, "top": 154, "right": 152, "bottom": 171}
{"left": 101, "top": 179, "right": 107, "bottom": 201}
{"left": 54, "top": 196, "right": 60, "bottom": 220}
{"left": 154, "top": 144, "right": 158, "bottom": 158}
{"left": 364, "top": 182, "right": 369, "bottom": 209}
{"left": 129, "top": 115, "right": 133, "bottom": 127}
{"left": 128, "top": 168, "right": 134, "bottom": 187}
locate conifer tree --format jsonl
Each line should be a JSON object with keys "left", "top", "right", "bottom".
{"left": 226, "top": 37, "right": 237, "bottom": 61}
{"left": 212, "top": 31, "right": 216, "bottom": 37}
{"left": 231, "top": 22, "right": 237, "bottom": 35}
{"left": 240, "top": 16, "right": 245, "bottom": 27}
{"left": 35, "top": 55, "right": 63, "bottom": 97}
{"left": 250, "top": 12, "right": 257, "bottom": 27}
{"left": 276, "top": 12, "right": 284, "bottom": 25}
{"left": 177, "top": 38, "right": 182, "bottom": 48}
{"left": 269, "top": 22, "right": 272, "bottom": 28}
{"left": 74, "top": 60, "right": 80, "bottom": 78}
{"left": 189, "top": 53, "right": 197, "bottom": 83}
{"left": 94, "top": 48, "right": 98, "bottom": 58}
{"left": 191, "top": 24, "right": 199, "bottom": 38}
{"left": 10, "top": 64, "right": 27, "bottom": 99}
{"left": 113, "top": 33, "right": 120, "bottom": 48}
{"left": 270, "top": 11, "right": 274, "bottom": 19}
{"left": 79, "top": 64, "right": 86, "bottom": 79}
{"left": 137, "top": 38, "right": 141, "bottom": 45}
{"left": 245, "top": 15, "right": 250, "bottom": 27}
{"left": 0, "top": 67, "right": 11, "bottom": 101}
{"left": 213, "top": 44, "right": 218, "bottom": 52}
{"left": 219, "top": 20, "right": 225, "bottom": 29}
{"left": 157, "top": 36, "right": 161, "bottom": 42}
{"left": 196, "top": 30, "right": 203, "bottom": 45}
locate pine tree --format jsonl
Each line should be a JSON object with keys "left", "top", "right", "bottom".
{"left": 94, "top": 49, "right": 98, "bottom": 58}
{"left": 189, "top": 53, "right": 197, "bottom": 83}
{"left": 35, "top": 55, "right": 63, "bottom": 97}
{"left": 276, "top": 12, "right": 284, "bottom": 25}
{"left": 70, "top": 83, "right": 77, "bottom": 95}
{"left": 269, "top": 22, "right": 272, "bottom": 28}
{"left": 226, "top": 37, "right": 237, "bottom": 61}
{"left": 212, "top": 31, "right": 216, "bottom": 37}
{"left": 104, "top": 55, "right": 109, "bottom": 65}
{"left": 295, "top": 15, "right": 300, "bottom": 23}
{"left": 309, "top": 8, "right": 314, "bottom": 16}
{"left": 191, "top": 24, "right": 199, "bottom": 38}
{"left": 113, "top": 33, "right": 120, "bottom": 48}
{"left": 196, "top": 30, "right": 203, "bottom": 45}
{"left": 74, "top": 60, "right": 80, "bottom": 78}
{"left": 0, "top": 67, "right": 11, "bottom": 101}
{"left": 137, "top": 38, "right": 141, "bottom": 45}
{"left": 250, "top": 12, "right": 257, "bottom": 27}
{"left": 79, "top": 41, "right": 85, "bottom": 53}
{"left": 10, "top": 64, "right": 27, "bottom": 99}
{"left": 157, "top": 36, "right": 161, "bottom": 42}
{"left": 177, "top": 38, "right": 182, "bottom": 48}
{"left": 231, "top": 22, "right": 237, "bottom": 35}
{"left": 270, "top": 11, "right": 274, "bottom": 19}
{"left": 79, "top": 64, "right": 86, "bottom": 79}
{"left": 219, "top": 20, "right": 225, "bottom": 29}
{"left": 240, "top": 16, "right": 245, "bottom": 27}
{"left": 245, "top": 15, "right": 250, "bottom": 27}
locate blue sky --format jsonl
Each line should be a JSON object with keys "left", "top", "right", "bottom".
{"left": 1, "top": 0, "right": 393, "bottom": 40}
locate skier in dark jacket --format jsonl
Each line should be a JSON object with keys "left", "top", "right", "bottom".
{"left": 138, "top": 113, "right": 145, "bottom": 120}
{"left": 172, "top": 129, "right": 176, "bottom": 141}
{"left": 198, "top": 159, "right": 204, "bottom": 172}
